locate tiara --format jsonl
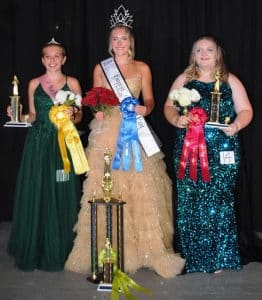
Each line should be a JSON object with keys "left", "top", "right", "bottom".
{"left": 110, "top": 5, "right": 134, "bottom": 29}
{"left": 47, "top": 37, "right": 60, "bottom": 45}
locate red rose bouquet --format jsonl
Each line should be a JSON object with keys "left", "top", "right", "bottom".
{"left": 81, "top": 87, "right": 119, "bottom": 115}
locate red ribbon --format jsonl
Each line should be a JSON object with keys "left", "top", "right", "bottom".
{"left": 178, "top": 107, "right": 210, "bottom": 182}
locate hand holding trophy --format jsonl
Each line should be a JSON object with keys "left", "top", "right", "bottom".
{"left": 4, "top": 75, "right": 31, "bottom": 127}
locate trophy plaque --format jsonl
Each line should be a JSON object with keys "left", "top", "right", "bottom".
{"left": 205, "top": 71, "right": 229, "bottom": 129}
{"left": 4, "top": 75, "right": 31, "bottom": 128}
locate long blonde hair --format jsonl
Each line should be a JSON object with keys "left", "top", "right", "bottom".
{"left": 185, "top": 36, "right": 228, "bottom": 83}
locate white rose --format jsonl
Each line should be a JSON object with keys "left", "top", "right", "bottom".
{"left": 169, "top": 89, "right": 180, "bottom": 101}
{"left": 55, "top": 90, "right": 68, "bottom": 104}
{"left": 75, "top": 94, "right": 82, "bottom": 107}
{"left": 190, "top": 89, "right": 201, "bottom": 102}
{"left": 68, "top": 92, "right": 75, "bottom": 101}
{"left": 177, "top": 92, "right": 191, "bottom": 107}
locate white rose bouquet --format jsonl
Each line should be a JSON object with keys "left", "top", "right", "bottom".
{"left": 54, "top": 90, "right": 82, "bottom": 107}
{"left": 169, "top": 87, "right": 201, "bottom": 115}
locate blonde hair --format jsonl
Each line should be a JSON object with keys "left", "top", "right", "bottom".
{"left": 108, "top": 24, "right": 135, "bottom": 59}
{"left": 41, "top": 43, "right": 66, "bottom": 57}
{"left": 184, "top": 36, "right": 228, "bottom": 83}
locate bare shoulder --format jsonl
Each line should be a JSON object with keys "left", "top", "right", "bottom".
{"left": 67, "top": 75, "right": 80, "bottom": 85}
{"left": 171, "top": 73, "right": 187, "bottom": 89}
{"left": 66, "top": 76, "right": 81, "bottom": 93}
{"left": 28, "top": 77, "right": 40, "bottom": 95}
{"left": 134, "top": 60, "right": 151, "bottom": 72}
{"left": 228, "top": 73, "right": 246, "bottom": 90}
{"left": 29, "top": 77, "right": 40, "bottom": 89}
{"left": 93, "top": 63, "right": 103, "bottom": 75}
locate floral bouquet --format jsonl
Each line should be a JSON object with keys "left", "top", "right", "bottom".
{"left": 81, "top": 87, "right": 119, "bottom": 115}
{"left": 169, "top": 87, "right": 201, "bottom": 115}
{"left": 54, "top": 90, "right": 82, "bottom": 107}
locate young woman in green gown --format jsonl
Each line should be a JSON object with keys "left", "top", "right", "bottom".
{"left": 7, "top": 40, "right": 83, "bottom": 271}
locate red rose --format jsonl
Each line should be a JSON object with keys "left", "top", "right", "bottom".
{"left": 82, "top": 87, "right": 119, "bottom": 111}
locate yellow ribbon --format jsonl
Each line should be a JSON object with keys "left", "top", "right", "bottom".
{"left": 98, "top": 246, "right": 152, "bottom": 300}
{"left": 111, "top": 269, "right": 152, "bottom": 300}
{"left": 49, "top": 105, "right": 89, "bottom": 174}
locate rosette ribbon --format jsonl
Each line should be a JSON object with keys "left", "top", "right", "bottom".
{"left": 98, "top": 247, "right": 152, "bottom": 300}
{"left": 49, "top": 105, "right": 89, "bottom": 174}
{"left": 177, "top": 107, "right": 210, "bottom": 182}
{"left": 112, "top": 97, "right": 143, "bottom": 172}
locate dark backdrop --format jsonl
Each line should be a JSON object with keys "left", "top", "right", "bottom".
{"left": 0, "top": 0, "right": 261, "bottom": 263}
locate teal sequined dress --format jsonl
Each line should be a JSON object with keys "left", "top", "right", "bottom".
{"left": 174, "top": 80, "right": 241, "bottom": 273}
{"left": 8, "top": 84, "right": 81, "bottom": 271}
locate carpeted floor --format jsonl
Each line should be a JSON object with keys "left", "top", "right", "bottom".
{"left": 1, "top": 222, "right": 262, "bottom": 300}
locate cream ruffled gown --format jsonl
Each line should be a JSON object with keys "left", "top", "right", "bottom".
{"left": 65, "top": 78, "right": 185, "bottom": 278}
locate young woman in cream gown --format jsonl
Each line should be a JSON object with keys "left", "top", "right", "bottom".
{"left": 65, "top": 20, "right": 185, "bottom": 278}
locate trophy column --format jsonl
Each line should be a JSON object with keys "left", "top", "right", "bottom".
{"left": 87, "top": 149, "right": 126, "bottom": 287}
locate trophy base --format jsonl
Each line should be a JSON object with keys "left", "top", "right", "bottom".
{"left": 205, "top": 122, "right": 229, "bottom": 129}
{"left": 4, "top": 121, "right": 31, "bottom": 128}
{"left": 97, "top": 282, "right": 112, "bottom": 292}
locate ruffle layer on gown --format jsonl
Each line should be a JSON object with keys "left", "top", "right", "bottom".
{"left": 65, "top": 78, "right": 185, "bottom": 278}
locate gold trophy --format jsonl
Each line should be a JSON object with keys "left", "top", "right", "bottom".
{"left": 205, "top": 70, "right": 229, "bottom": 128}
{"left": 87, "top": 148, "right": 126, "bottom": 290}
{"left": 4, "top": 75, "right": 31, "bottom": 127}
{"left": 102, "top": 149, "right": 114, "bottom": 202}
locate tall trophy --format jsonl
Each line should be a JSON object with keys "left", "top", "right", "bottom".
{"left": 4, "top": 75, "right": 31, "bottom": 127}
{"left": 87, "top": 149, "right": 126, "bottom": 292}
{"left": 205, "top": 70, "right": 229, "bottom": 128}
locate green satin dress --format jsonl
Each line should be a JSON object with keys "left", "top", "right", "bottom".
{"left": 8, "top": 84, "right": 81, "bottom": 271}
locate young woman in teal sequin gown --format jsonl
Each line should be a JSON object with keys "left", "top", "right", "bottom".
{"left": 7, "top": 41, "right": 83, "bottom": 271}
{"left": 164, "top": 36, "right": 253, "bottom": 273}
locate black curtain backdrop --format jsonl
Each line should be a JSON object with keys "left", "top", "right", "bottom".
{"left": 1, "top": 0, "right": 261, "bottom": 263}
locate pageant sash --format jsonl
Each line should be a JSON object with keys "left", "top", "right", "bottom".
{"left": 177, "top": 107, "right": 210, "bottom": 182}
{"left": 100, "top": 57, "right": 160, "bottom": 157}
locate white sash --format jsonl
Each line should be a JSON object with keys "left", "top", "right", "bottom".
{"left": 100, "top": 57, "right": 160, "bottom": 157}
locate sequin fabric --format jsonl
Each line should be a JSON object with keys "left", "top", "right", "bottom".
{"left": 174, "top": 80, "right": 242, "bottom": 273}
{"left": 65, "top": 78, "right": 185, "bottom": 278}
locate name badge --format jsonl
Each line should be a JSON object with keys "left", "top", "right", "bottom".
{"left": 56, "top": 169, "right": 70, "bottom": 182}
{"left": 220, "top": 151, "right": 235, "bottom": 164}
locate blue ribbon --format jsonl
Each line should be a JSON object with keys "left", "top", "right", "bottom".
{"left": 112, "top": 97, "right": 143, "bottom": 172}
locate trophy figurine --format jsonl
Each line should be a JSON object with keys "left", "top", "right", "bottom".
{"left": 4, "top": 75, "right": 31, "bottom": 127}
{"left": 205, "top": 70, "right": 229, "bottom": 128}
{"left": 102, "top": 149, "right": 114, "bottom": 202}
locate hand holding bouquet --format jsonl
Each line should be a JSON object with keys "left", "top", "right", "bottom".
{"left": 169, "top": 87, "right": 201, "bottom": 115}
